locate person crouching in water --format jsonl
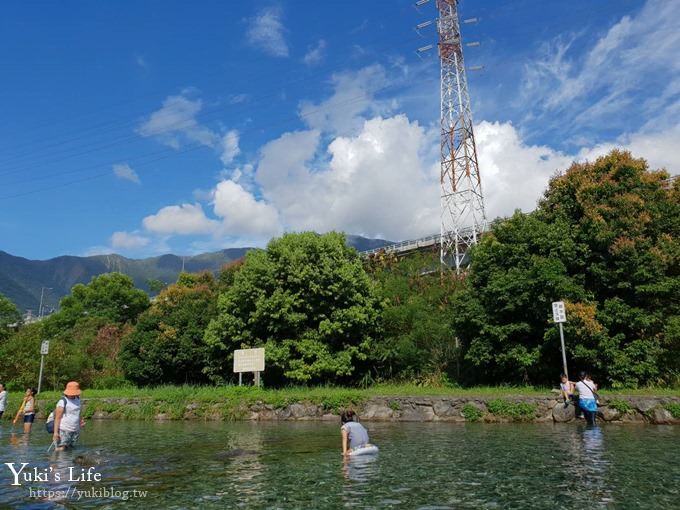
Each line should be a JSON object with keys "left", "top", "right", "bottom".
{"left": 53, "top": 381, "right": 85, "bottom": 451}
{"left": 340, "top": 410, "right": 371, "bottom": 456}
{"left": 575, "top": 371, "right": 598, "bottom": 425}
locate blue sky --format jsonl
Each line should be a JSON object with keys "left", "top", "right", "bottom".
{"left": 1, "top": 0, "right": 677, "bottom": 260}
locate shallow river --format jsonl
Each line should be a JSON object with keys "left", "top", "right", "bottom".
{"left": 1, "top": 420, "right": 679, "bottom": 509}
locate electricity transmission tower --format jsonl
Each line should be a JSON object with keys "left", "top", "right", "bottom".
{"left": 417, "top": 0, "right": 487, "bottom": 273}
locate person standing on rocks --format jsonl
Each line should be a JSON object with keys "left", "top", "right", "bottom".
{"left": 575, "top": 372, "right": 598, "bottom": 425}
{"left": 559, "top": 374, "right": 582, "bottom": 419}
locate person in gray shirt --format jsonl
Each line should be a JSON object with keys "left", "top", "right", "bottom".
{"left": 340, "top": 410, "right": 370, "bottom": 455}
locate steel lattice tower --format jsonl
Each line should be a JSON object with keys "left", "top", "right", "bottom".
{"left": 437, "top": 0, "right": 486, "bottom": 272}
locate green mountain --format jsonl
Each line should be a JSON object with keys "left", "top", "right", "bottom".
{"left": 0, "top": 248, "right": 248, "bottom": 313}
{"left": 0, "top": 235, "right": 392, "bottom": 312}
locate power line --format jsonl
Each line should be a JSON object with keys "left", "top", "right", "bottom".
{"left": 0, "top": 80, "right": 405, "bottom": 200}
{"left": 3, "top": 0, "right": 619, "bottom": 169}
{"left": 0, "top": 20, "right": 427, "bottom": 167}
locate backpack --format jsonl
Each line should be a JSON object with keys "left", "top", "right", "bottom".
{"left": 45, "top": 397, "right": 68, "bottom": 434}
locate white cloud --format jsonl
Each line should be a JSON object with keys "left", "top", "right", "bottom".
{"left": 298, "top": 65, "right": 390, "bottom": 135}
{"left": 138, "top": 93, "right": 242, "bottom": 167}
{"left": 476, "top": 120, "right": 680, "bottom": 221}
{"left": 254, "top": 115, "right": 439, "bottom": 240}
{"left": 111, "top": 231, "right": 150, "bottom": 249}
{"left": 475, "top": 121, "right": 574, "bottom": 219}
{"left": 246, "top": 7, "right": 289, "bottom": 58}
{"left": 220, "top": 130, "right": 240, "bottom": 166}
{"left": 577, "top": 124, "right": 680, "bottom": 174}
{"left": 137, "top": 94, "right": 219, "bottom": 148}
{"left": 520, "top": 0, "right": 680, "bottom": 134}
{"left": 212, "top": 180, "right": 281, "bottom": 238}
{"left": 249, "top": 114, "right": 680, "bottom": 242}
{"left": 303, "top": 39, "right": 326, "bottom": 66}
{"left": 124, "top": 107, "right": 678, "bottom": 252}
{"left": 112, "top": 163, "right": 141, "bottom": 184}
{"left": 228, "top": 93, "right": 249, "bottom": 104}
{"left": 142, "top": 203, "right": 218, "bottom": 235}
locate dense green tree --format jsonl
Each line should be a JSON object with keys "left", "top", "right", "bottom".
{"left": 58, "top": 273, "right": 149, "bottom": 325}
{"left": 368, "top": 252, "right": 462, "bottom": 385}
{"left": 0, "top": 321, "right": 89, "bottom": 391}
{"left": 119, "top": 272, "right": 217, "bottom": 385}
{"left": 0, "top": 293, "right": 21, "bottom": 341}
{"left": 454, "top": 150, "right": 679, "bottom": 387}
{"left": 452, "top": 213, "right": 589, "bottom": 383}
{"left": 145, "top": 278, "right": 167, "bottom": 295}
{"left": 204, "top": 232, "right": 383, "bottom": 385}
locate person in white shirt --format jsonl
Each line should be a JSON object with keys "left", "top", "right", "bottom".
{"left": 574, "top": 371, "right": 598, "bottom": 425}
{"left": 53, "top": 381, "right": 85, "bottom": 450}
{"left": 0, "top": 384, "right": 7, "bottom": 419}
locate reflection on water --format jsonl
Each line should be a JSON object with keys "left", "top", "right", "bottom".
{"left": 343, "top": 453, "right": 378, "bottom": 482}
{"left": 1, "top": 420, "right": 679, "bottom": 509}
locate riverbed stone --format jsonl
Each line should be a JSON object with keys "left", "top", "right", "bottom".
{"left": 433, "top": 400, "right": 456, "bottom": 417}
{"left": 598, "top": 406, "right": 622, "bottom": 422}
{"left": 552, "top": 402, "right": 575, "bottom": 422}
{"left": 400, "top": 403, "right": 435, "bottom": 421}
{"left": 632, "top": 399, "right": 659, "bottom": 414}
{"left": 288, "top": 403, "right": 306, "bottom": 418}
{"left": 362, "top": 402, "right": 393, "bottom": 421}
{"left": 649, "top": 407, "right": 672, "bottom": 424}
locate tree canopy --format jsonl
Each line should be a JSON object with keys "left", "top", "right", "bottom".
{"left": 204, "top": 232, "right": 383, "bottom": 384}
{"left": 59, "top": 273, "right": 149, "bottom": 324}
{"left": 119, "top": 272, "right": 217, "bottom": 385}
{"left": 453, "top": 151, "right": 680, "bottom": 387}
{"left": 0, "top": 293, "right": 21, "bottom": 341}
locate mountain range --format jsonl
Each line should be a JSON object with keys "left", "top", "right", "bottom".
{"left": 0, "top": 235, "right": 392, "bottom": 312}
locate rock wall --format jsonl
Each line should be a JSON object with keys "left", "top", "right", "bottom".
{"left": 350, "top": 396, "right": 680, "bottom": 424}
{"left": 37, "top": 395, "right": 680, "bottom": 423}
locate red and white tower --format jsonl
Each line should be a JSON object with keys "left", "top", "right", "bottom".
{"left": 436, "top": 0, "right": 486, "bottom": 272}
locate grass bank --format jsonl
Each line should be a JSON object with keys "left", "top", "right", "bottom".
{"left": 2, "top": 384, "right": 678, "bottom": 422}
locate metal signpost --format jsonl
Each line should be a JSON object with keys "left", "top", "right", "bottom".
{"left": 552, "top": 301, "right": 568, "bottom": 380}
{"left": 233, "top": 348, "right": 265, "bottom": 387}
{"left": 38, "top": 340, "right": 49, "bottom": 394}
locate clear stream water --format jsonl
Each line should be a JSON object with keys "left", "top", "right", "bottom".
{"left": 1, "top": 420, "right": 679, "bottom": 509}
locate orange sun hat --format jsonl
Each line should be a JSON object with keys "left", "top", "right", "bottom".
{"left": 64, "top": 381, "right": 81, "bottom": 397}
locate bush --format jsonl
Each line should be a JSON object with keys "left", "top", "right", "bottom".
{"left": 486, "top": 399, "right": 536, "bottom": 420}
{"left": 665, "top": 402, "right": 680, "bottom": 419}
{"left": 462, "top": 403, "right": 484, "bottom": 422}
{"left": 608, "top": 399, "right": 633, "bottom": 413}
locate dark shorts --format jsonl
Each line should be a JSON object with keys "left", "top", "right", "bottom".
{"left": 23, "top": 413, "right": 35, "bottom": 423}
{"left": 0, "top": 411, "right": 4, "bottom": 419}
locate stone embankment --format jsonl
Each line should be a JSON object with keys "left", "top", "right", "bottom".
{"left": 248, "top": 396, "right": 680, "bottom": 424}
{"left": 38, "top": 395, "right": 680, "bottom": 424}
